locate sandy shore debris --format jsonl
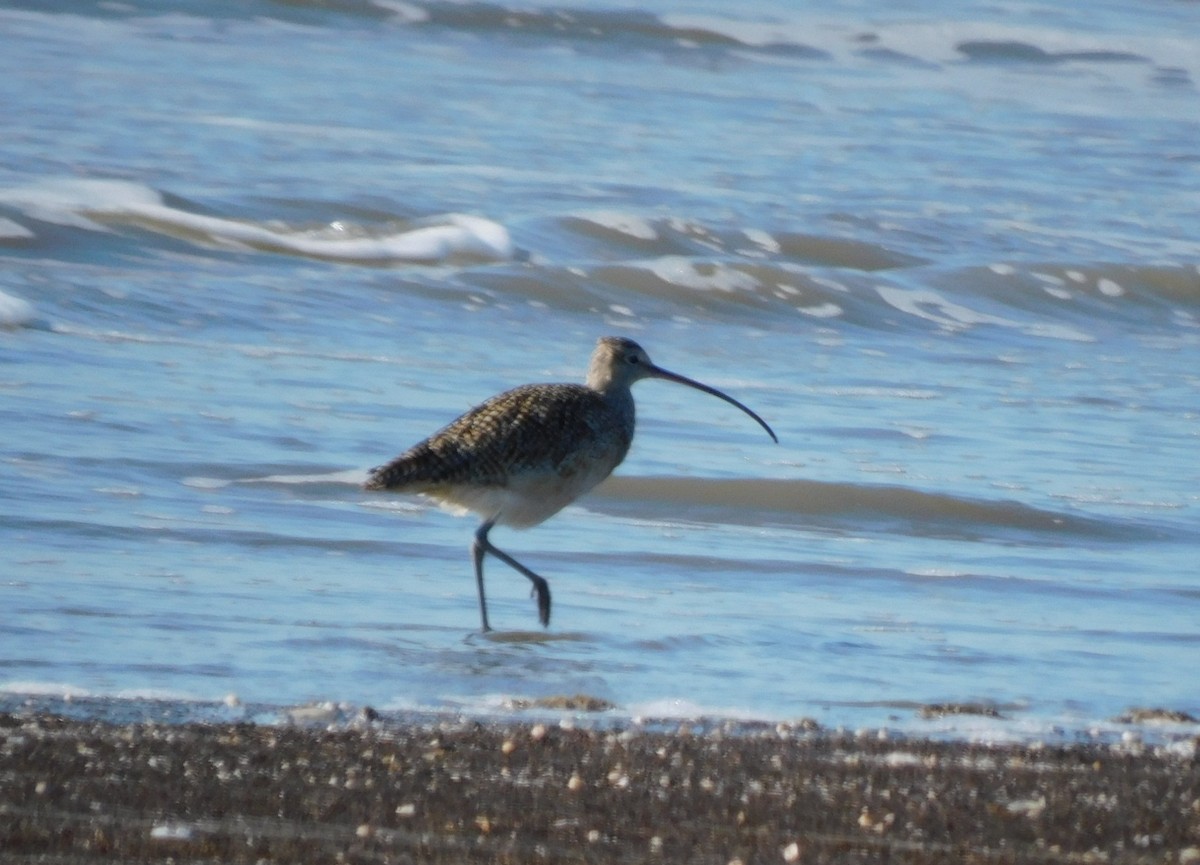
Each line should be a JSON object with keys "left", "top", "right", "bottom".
{"left": 1, "top": 712, "right": 1198, "bottom": 863}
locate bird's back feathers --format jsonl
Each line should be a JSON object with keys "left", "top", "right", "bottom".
{"left": 364, "top": 382, "right": 634, "bottom": 494}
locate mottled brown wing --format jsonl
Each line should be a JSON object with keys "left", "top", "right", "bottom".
{"left": 364, "top": 383, "right": 627, "bottom": 491}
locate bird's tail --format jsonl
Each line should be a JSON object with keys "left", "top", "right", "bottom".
{"left": 363, "top": 455, "right": 419, "bottom": 491}
{"left": 363, "top": 441, "right": 470, "bottom": 491}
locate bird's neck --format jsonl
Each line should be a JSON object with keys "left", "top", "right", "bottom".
{"left": 593, "top": 382, "right": 636, "bottom": 432}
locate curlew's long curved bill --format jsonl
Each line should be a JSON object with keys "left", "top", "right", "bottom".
{"left": 647, "top": 364, "right": 778, "bottom": 443}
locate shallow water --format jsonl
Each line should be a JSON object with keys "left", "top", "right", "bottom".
{"left": 1, "top": 0, "right": 1198, "bottom": 740}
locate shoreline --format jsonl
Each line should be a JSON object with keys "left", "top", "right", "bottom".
{"left": 2, "top": 710, "right": 1198, "bottom": 863}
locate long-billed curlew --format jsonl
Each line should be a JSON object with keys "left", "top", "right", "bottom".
{"left": 364, "top": 336, "right": 777, "bottom": 631}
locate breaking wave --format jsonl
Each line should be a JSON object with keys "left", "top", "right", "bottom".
{"left": 0, "top": 178, "right": 513, "bottom": 264}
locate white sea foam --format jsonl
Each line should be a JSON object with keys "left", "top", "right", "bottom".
{"left": 0, "top": 681, "right": 93, "bottom": 699}
{"left": 241, "top": 469, "right": 367, "bottom": 486}
{"left": 875, "top": 284, "right": 1093, "bottom": 341}
{"left": 649, "top": 256, "right": 760, "bottom": 293}
{"left": 584, "top": 211, "right": 659, "bottom": 241}
{"left": 628, "top": 697, "right": 775, "bottom": 723}
{"left": 0, "top": 178, "right": 513, "bottom": 263}
{"left": 370, "top": 0, "right": 429, "bottom": 24}
{"left": 0, "top": 290, "right": 35, "bottom": 328}
{"left": 797, "top": 301, "right": 843, "bottom": 318}
{"left": 742, "top": 228, "right": 780, "bottom": 253}
{"left": 114, "top": 686, "right": 205, "bottom": 703}
{"left": 0, "top": 216, "right": 34, "bottom": 239}
{"left": 0, "top": 178, "right": 158, "bottom": 229}
{"left": 181, "top": 476, "right": 231, "bottom": 490}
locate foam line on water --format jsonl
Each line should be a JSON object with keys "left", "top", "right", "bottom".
{"left": 593, "top": 475, "right": 1152, "bottom": 540}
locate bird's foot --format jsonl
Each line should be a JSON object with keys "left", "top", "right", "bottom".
{"left": 529, "top": 578, "right": 551, "bottom": 628}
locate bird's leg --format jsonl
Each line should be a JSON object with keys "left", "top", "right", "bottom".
{"left": 473, "top": 521, "right": 552, "bottom": 628}
{"left": 471, "top": 521, "right": 493, "bottom": 633}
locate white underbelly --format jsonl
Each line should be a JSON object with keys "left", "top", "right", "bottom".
{"left": 422, "top": 457, "right": 618, "bottom": 528}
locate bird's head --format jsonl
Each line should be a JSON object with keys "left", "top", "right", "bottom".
{"left": 586, "top": 336, "right": 778, "bottom": 443}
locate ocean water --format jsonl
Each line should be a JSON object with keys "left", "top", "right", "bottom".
{"left": 1, "top": 0, "right": 1198, "bottom": 741}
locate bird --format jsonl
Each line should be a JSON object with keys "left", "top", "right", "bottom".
{"left": 364, "top": 335, "right": 777, "bottom": 632}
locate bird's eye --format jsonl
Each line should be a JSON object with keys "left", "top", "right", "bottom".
{"left": 627, "top": 354, "right": 640, "bottom": 364}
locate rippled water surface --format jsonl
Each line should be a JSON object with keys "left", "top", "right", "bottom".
{"left": 2, "top": 0, "right": 1198, "bottom": 739}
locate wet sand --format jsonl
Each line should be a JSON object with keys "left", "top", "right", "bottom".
{"left": 2, "top": 711, "right": 1197, "bottom": 864}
